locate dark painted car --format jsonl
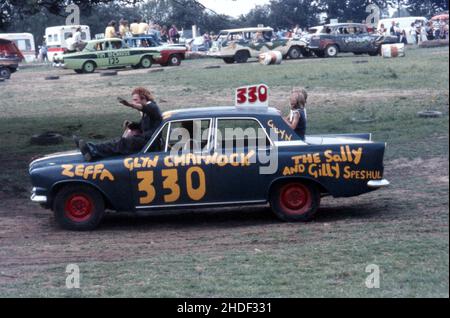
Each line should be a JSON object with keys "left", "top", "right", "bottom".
{"left": 303, "top": 23, "right": 398, "bottom": 57}
{"left": 0, "top": 38, "right": 23, "bottom": 79}
{"left": 29, "top": 107, "right": 389, "bottom": 230}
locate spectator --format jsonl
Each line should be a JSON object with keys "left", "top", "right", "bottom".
{"left": 161, "top": 25, "right": 168, "bottom": 42}
{"left": 105, "top": 20, "right": 117, "bottom": 39}
{"left": 119, "top": 19, "right": 130, "bottom": 38}
{"left": 169, "top": 25, "right": 180, "bottom": 43}
{"left": 378, "top": 23, "right": 387, "bottom": 36}
{"left": 425, "top": 22, "right": 435, "bottom": 40}
{"left": 138, "top": 19, "right": 150, "bottom": 36}
{"left": 400, "top": 30, "right": 408, "bottom": 45}
{"left": 130, "top": 19, "right": 140, "bottom": 36}
{"left": 203, "top": 32, "right": 211, "bottom": 49}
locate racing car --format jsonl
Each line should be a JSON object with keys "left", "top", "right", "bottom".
{"left": 55, "top": 38, "right": 161, "bottom": 73}
{"left": 302, "top": 23, "right": 398, "bottom": 57}
{"left": 29, "top": 106, "right": 389, "bottom": 231}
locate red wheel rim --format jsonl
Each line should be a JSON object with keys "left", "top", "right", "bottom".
{"left": 64, "top": 194, "right": 93, "bottom": 222}
{"left": 279, "top": 183, "right": 312, "bottom": 215}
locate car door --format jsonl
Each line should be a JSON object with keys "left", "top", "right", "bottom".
{"left": 106, "top": 40, "right": 126, "bottom": 67}
{"left": 209, "top": 117, "right": 273, "bottom": 203}
{"left": 130, "top": 118, "right": 214, "bottom": 210}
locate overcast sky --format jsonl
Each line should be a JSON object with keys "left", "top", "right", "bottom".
{"left": 197, "top": 0, "right": 271, "bottom": 17}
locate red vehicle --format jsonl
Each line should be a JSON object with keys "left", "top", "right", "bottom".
{"left": 0, "top": 38, "right": 24, "bottom": 79}
{"left": 126, "top": 36, "right": 187, "bottom": 66}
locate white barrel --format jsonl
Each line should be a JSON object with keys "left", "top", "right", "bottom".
{"left": 259, "top": 51, "right": 282, "bottom": 65}
{"left": 381, "top": 43, "right": 406, "bottom": 58}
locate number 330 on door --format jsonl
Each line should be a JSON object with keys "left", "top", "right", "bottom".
{"left": 136, "top": 167, "right": 206, "bottom": 205}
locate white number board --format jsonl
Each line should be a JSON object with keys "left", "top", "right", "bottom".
{"left": 235, "top": 84, "right": 269, "bottom": 107}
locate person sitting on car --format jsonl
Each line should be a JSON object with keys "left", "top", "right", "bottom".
{"left": 283, "top": 88, "right": 308, "bottom": 141}
{"left": 75, "top": 87, "right": 163, "bottom": 161}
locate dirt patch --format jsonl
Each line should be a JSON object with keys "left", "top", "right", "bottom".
{"left": 0, "top": 156, "right": 447, "bottom": 276}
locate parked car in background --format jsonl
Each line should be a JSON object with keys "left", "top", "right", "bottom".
{"left": 45, "top": 25, "right": 91, "bottom": 62}
{"left": 125, "top": 35, "right": 187, "bottom": 66}
{"left": 208, "top": 27, "right": 308, "bottom": 63}
{"left": 0, "top": 38, "right": 24, "bottom": 79}
{"left": 0, "top": 33, "right": 36, "bottom": 63}
{"left": 55, "top": 38, "right": 161, "bottom": 73}
{"left": 303, "top": 23, "right": 398, "bottom": 57}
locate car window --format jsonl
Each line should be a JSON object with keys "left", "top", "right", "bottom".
{"left": 94, "top": 42, "right": 104, "bottom": 51}
{"left": 215, "top": 118, "right": 271, "bottom": 151}
{"left": 167, "top": 119, "right": 212, "bottom": 153}
{"left": 146, "top": 123, "right": 169, "bottom": 153}
{"left": 109, "top": 41, "right": 123, "bottom": 49}
{"left": 64, "top": 32, "right": 72, "bottom": 40}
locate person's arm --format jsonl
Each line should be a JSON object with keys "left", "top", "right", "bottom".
{"left": 283, "top": 111, "right": 300, "bottom": 130}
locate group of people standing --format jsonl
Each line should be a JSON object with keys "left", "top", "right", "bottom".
{"left": 104, "top": 19, "right": 181, "bottom": 43}
{"left": 378, "top": 19, "right": 449, "bottom": 45}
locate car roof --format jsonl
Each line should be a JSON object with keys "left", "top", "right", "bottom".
{"left": 219, "top": 27, "right": 274, "bottom": 33}
{"left": 162, "top": 106, "right": 280, "bottom": 121}
{"left": 87, "top": 38, "right": 123, "bottom": 44}
{"left": 325, "top": 23, "right": 366, "bottom": 27}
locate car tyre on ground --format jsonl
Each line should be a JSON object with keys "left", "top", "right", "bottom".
{"left": 270, "top": 181, "right": 320, "bottom": 222}
{"left": 168, "top": 54, "right": 181, "bottom": 66}
{"left": 325, "top": 44, "right": 339, "bottom": 58}
{"left": 0, "top": 67, "right": 11, "bottom": 79}
{"left": 288, "top": 46, "right": 302, "bottom": 59}
{"left": 82, "top": 61, "right": 96, "bottom": 73}
{"left": 74, "top": 69, "right": 83, "bottom": 74}
{"left": 53, "top": 185, "right": 105, "bottom": 231}
{"left": 139, "top": 56, "right": 153, "bottom": 68}
{"left": 223, "top": 57, "right": 235, "bottom": 64}
{"left": 234, "top": 50, "right": 249, "bottom": 63}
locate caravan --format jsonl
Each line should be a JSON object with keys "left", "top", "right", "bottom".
{"left": 0, "top": 33, "right": 36, "bottom": 62}
{"left": 45, "top": 25, "right": 91, "bottom": 62}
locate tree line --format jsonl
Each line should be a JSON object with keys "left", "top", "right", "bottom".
{"left": 0, "top": 0, "right": 448, "bottom": 45}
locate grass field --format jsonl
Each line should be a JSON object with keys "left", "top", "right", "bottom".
{"left": 0, "top": 47, "right": 448, "bottom": 297}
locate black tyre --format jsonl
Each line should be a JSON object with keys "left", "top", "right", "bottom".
{"left": 30, "top": 132, "right": 63, "bottom": 145}
{"left": 270, "top": 181, "right": 320, "bottom": 222}
{"left": 234, "top": 50, "right": 249, "bottom": 63}
{"left": 53, "top": 185, "right": 105, "bottom": 231}
{"left": 139, "top": 56, "right": 153, "bottom": 68}
{"left": 288, "top": 46, "right": 302, "bottom": 59}
{"left": 82, "top": 61, "right": 96, "bottom": 73}
{"left": 0, "top": 67, "right": 11, "bottom": 79}
{"left": 325, "top": 44, "right": 339, "bottom": 58}
{"left": 167, "top": 54, "right": 181, "bottom": 66}
{"left": 223, "top": 57, "right": 235, "bottom": 64}
{"left": 74, "top": 69, "right": 83, "bottom": 74}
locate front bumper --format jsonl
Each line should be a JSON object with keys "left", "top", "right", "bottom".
{"left": 367, "top": 179, "right": 390, "bottom": 189}
{"left": 30, "top": 187, "right": 47, "bottom": 203}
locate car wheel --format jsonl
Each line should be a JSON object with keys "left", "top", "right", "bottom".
{"left": 270, "top": 181, "right": 320, "bottom": 222}
{"left": 140, "top": 56, "right": 153, "bottom": 68}
{"left": 82, "top": 61, "right": 96, "bottom": 73}
{"left": 53, "top": 185, "right": 105, "bottom": 231}
{"left": 234, "top": 50, "right": 249, "bottom": 63}
{"left": 223, "top": 57, "right": 235, "bottom": 64}
{"left": 168, "top": 54, "right": 181, "bottom": 66}
{"left": 325, "top": 45, "right": 339, "bottom": 58}
{"left": 288, "top": 46, "right": 302, "bottom": 59}
{"left": 0, "top": 67, "right": 11, "bottom": 79}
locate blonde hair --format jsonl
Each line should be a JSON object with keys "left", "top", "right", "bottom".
{"left": 292, "top": 87, "right": 308, "bottom": 102}
{"left": 290, "top": 91, "right": 306, "bottom": 109}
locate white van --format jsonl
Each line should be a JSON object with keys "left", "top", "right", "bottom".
{"left": 378, "top": 17, "right": 428, "bottom": 44}
{"left": 0, "top": 33, "right": 36, "bottom": 62}
{"left": 45, "top": 25, "right": 91, "bottom": 62}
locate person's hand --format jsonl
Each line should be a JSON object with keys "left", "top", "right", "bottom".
{"left": 122, "top": 120, "right": 132, "bottom": 129}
